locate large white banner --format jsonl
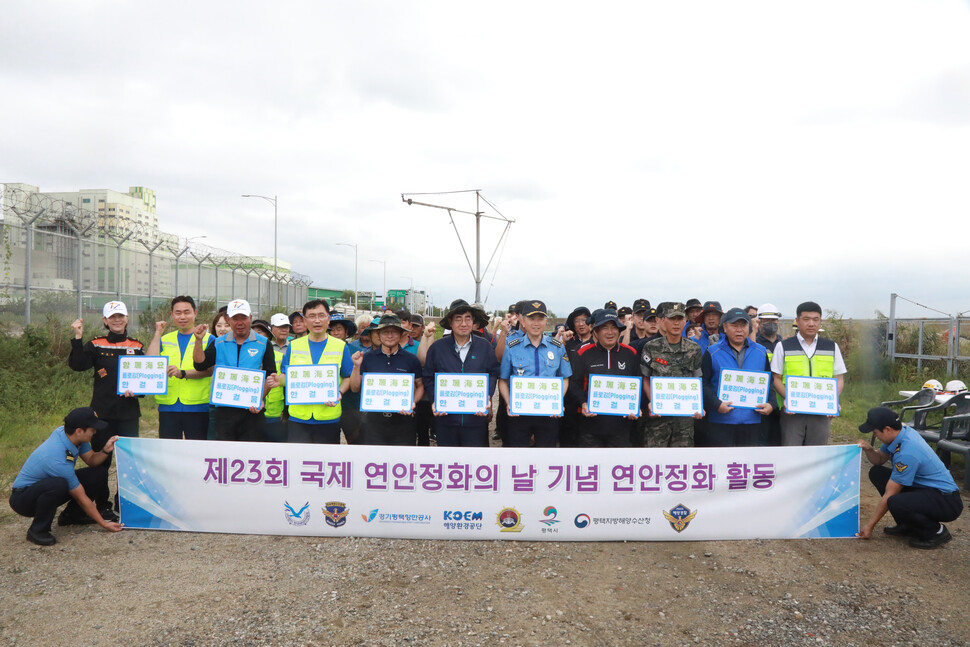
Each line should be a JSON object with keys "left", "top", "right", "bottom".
{"left": 116, "top": 440, "right": 860, "bottom": 541}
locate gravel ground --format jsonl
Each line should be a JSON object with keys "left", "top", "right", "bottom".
{"left": 2, "top": 465, "right": 968, "bottom": 647}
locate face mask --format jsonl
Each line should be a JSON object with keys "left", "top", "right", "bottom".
{"left": 760, "top": 322, "right": 778, "bottom": 337}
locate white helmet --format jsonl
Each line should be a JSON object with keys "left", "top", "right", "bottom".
{"left": 945, "top": 380, "right": 967, "bottom": 393}
{"left": 923, "top": 379, "right": 943, "bottom": 391}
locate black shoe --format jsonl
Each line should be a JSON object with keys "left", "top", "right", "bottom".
{"left": 26, "top": 529, "right": 57, "bottom": 546}
{"left": 99, "top": 508, "right": 120, "bottom": 523}
{"left": 909, "top": 526, "right": 952, "bottom": 549}
{"left": 883, "top": 524, "right": 915, "bottom": 537}
{"left": 58, "top": 510, "right": 95, "bottom": 526}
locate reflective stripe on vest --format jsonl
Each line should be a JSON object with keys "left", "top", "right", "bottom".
{"left": 155, "top": 330, "right": 212, "bottom": 406}
{"left": 779, "top": 336, "right": 836, "bottom": 407}
{"left": 265, "top": 346, "right": 286, "bottom": 418}
{"left": 287, "top": 335, "right": 345, "bottom": 422}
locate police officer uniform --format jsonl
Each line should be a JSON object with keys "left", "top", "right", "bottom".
{"left": 499, "top": 300, "right": 572, "bottom": 448}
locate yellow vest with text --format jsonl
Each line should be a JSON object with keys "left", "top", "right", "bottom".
{"left": 287, "top": 335, "right": 346, "bottom": 422}
{"left": 779, "top": 336, "right": 836, "bottom": 408}
{"left": 155, "top": 330, "right": 213, "bottom": 406}
{"left": 265, "top": 344, "right": 286, "bottom": 419}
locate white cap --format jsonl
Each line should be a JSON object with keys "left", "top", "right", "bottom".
{"left": 226, "top": 299, "right": 252, "bottom": 317}
{"left": 757, "top": 303, "right": 781, "bottom": 319}
{"left": 270, "top": 313, "right": 291, "bottom": 327}
{"left": 103, "top": 301, "right": 128, "bottom": 317}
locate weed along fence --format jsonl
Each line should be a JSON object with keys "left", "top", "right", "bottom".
{"left": 0, "top": 185, "right": 311, "bottom": 325}
{"left": 886, "top": 293, "right": 970, "bottom": 378}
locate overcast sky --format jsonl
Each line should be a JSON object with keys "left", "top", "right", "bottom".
{"left": 2, "top": 1, "right": 969, "bottom": 319}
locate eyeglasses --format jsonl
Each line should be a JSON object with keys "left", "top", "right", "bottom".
{"left": 304, "top": 314, "right": 330, "bottom": 321}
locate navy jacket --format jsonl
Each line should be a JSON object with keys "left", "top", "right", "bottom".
{"left": 422, "top": 335, "right": 500, "bottom": 428}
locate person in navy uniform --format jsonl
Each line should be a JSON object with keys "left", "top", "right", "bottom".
{"left": 423, "top": 299, "right": 500, "bottom": 447}
{"left": 9, "top": 408, "right": 124, "bottom": 546}
{"left": 857, "top": 407, "right": 963, "bottom": 549}
{"left": 498, "top": 300, "right": 572, "bottom": 447}
{"left": 569, "top": 309, "right": 640, "bottom": 448}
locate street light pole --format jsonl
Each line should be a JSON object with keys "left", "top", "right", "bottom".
{"left": 370, "top": 259, "right": 386, "bottom": 308}
{"left": 241, "top": 194, "right": 277, "bottom": 306}
{"left": 402, "top": 275, "right": 414, "bottom": 313}
{"left": 337, "top": 242, "right": 358, "bottom": 313}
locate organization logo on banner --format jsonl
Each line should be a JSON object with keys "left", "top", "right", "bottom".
{"left": 574, "top": 513, "right": 591, "bottom": 528}
{"left": 362, "top": 509, "right": 379, "bottom": 523}
{"left": 361, "top": 509, "right": 432, "bottom": 525}
{"left": 283, "top": 501, "right": 311, "bottom": 526}
{"left": 663, "top": 504, "right": 697, "bottom": 533}
{"left": 539, "top": 506, "right": 560, "bottom": 526}
{"left": 496, "top": 507, "right": 523, "bottom": 532}
{"left": 323, "top": 501, "right": 349, "bottom": 528}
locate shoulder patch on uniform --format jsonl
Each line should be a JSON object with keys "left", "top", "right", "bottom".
{"left": 65, "top": 450, "right": 75, "bottom": 462}
{"left": 893, "top": 445, "right": 901, "bottom": 454}
{"left": 894, "top": 462, "right": 908, "bottom": 473}
{"left": 507, "top": 338, "right": 522, "bottom": 348}
{"left": 549, "top": 338, "right": 563, "bottom": 348}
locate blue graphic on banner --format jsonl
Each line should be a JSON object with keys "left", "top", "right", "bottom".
{"left": 788, "top": 446, "right": 860, "bottom": 538}
{"left": 116, "top": 437, "right": 186, "bottom": 531}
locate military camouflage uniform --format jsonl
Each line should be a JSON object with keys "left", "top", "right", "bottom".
{"left": 640, "top": 335, "right": 703, "bottom": 448}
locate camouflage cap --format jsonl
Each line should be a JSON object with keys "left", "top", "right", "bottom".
{"left": 661, "top": 302, "right": 687, "bottom": 319}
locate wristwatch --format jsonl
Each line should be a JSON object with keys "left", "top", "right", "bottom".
{"left": 180, "top": 369, "right": 187, "bottom": 379}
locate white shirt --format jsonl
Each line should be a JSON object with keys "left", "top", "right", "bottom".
{"left": 770, "top": 332, "right": 847, "bottom": 376}
{"left": 454, "top": 338, "right": 471, "bottom": 362}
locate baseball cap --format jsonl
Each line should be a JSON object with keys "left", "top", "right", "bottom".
{"left": 644, "top": 308, "right": 658, "bottom": 320}
{"left": 633, "top": 298, "right": 651, "bottom": 313}
{"left": 289, "top": 311, "right": 305, "bottom": 326}
{"left": 603, "top": 300, "right": 618, "bottom": 311}
{"left": 270, "top": 313, "right": 291, "bottom": 327}
{"left": 617, "top": 306, "right": 633, "bottom": 318}
{"left": 64, "top": 407, "right": 109, "bottom": 432}
{"left": 411, "top": 313, "right": 425, "bottom": 327}
{"left": 251, "top": 319, "right": 271, "bottom": 335}
{"left": 227, "top": 299, "right": 252, "bottom": 317}
{"left": 685, "top": 299, "right": 702, "bottom": 311}
{"left": 757, "top": 303, "right": 782, "bottom": 319}
{"left": 662, "top": 302, "right": 687, "bottom": 319}
{"left": 722, "top": 307, "right": 750, "bottom": 325}
{"left": 507, "top": 303, "right": 519, "bottom": 315}
{"left": 102, "top": 301, "right": 128, "bottom": 317}
{"left": 521, "top": 300, "right": 549, "bottom": 317}
{"left": 702, "top": 300, "right": 723, "bottom": 314}
{"left": 858, "top": 407, "right": 901, "bottom": 433}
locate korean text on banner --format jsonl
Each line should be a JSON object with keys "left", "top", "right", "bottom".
{"left": 286, "top": 364, "right": 340, "bottom": 405}
{"left": 717, "top": 369, "right": 770, "bottom": 409}
{"left": 117, "top": 356, "right": 168, "bottom": 395}
{"left": 510, "top": 377, "right": 563, "bottom": 416}
{"left": 210, "top": 367, "right": 265, "bottom": 409}
{"left": 360, "top": 373, "right": 414, "bottom": 413}
{"left": 116, "top": 440, "right": 861, "bottom": 541}
{"left": 650, "top": 377, "right": 702, "bottom": 416}
{"left": 435, "top": 373, "right": 490, "bottom": 414}
{"left": 588, "top": 374, "right": 642, "bottom": 416}
{"left": 786, "top": 376, "right": 840, "bottom": 416}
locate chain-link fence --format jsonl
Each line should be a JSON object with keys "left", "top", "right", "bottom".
{"left": 0, "top": 186, "right": 311, "bottom": 326}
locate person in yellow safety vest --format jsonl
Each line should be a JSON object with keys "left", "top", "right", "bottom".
{"left": 263, "top": 313, "right": 292, "bottom": 442}
{"left": 277, "top": 299, "right": 355, "bottom": 444}
{"left": 770, "top": 301, "right": 847, "bottom": 446}
{"left": 146, "top": 296, "right": 214, "bottom": 440}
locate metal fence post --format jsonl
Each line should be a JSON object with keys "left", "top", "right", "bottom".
{"left": 23, "top": 209, "right": 46, "bottom": 325}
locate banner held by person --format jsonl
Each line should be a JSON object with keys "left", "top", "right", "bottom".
{"left": 509, "top": 376, "right": 563, "bottom": 416}
{"left": 210, "top": 367, "right": 265, "bottom": 409}
{"left": 118, "top": 356, "right": 168, "bottom": 396}
{"left": 360, "top": 372, "right": 414, "bottom": 413}
{"left": 434, "top": 373, "right": 490, "bottom": 414}
{"left": 286, "top": 364, "right": 340, "bottom": 405}
{"left": 587, "top": 374, "right": 641, "bottom": 416}
{"left": 786, "top": 376, "right": 840, "bottom": 416}
{"left": 717, "top": 369, "right": 770, "bottom": 409}
{"left": 650, "top": 377, "right": 702, "bottom": 416}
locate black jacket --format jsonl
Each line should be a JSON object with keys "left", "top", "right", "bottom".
{"left": 69, "top": 331, "right": 144, "bottom": 420}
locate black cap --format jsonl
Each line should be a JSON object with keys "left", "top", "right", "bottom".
{"left": 566, "top": 306, "right": 592, "bottom": 333}
{"left": 702, "top": 300, "right": 723, "bottom": 314}
{"left": 617, "top": 306, "right": 633, "bottom": 317}
{"left": 289, "top": 311, "right": 305, "bottom": 326}
{"left": 722, "top": 307, "right": 750, "bottom": 325}
{"left": 604, "top": 300, "right": 618, "bottom": 310}
{"left": 441, "top": 299, "right": 488, "bottom": 330}
{"left": 589, "top": 308, "right": 626, "bottom": 331}
{"left": 252, "top": 319, "right": 271, "bottom": 334}
{"left": 633, "top": 298, "right": 651, "bottom": 313}
{"left": 411, "top": 313, "right": 425, "bottom": 327}
{"left": 508, "top": 303, "right": 519, "bottom": 314}
{"left": 64, "top": 407, "right": 109, "bottom": 432}
{"left": 858, "top": 407, "right": 902, "bottom": 433}
{"left": 520, "top": 300, "right": 548, "bottom": 317}
{"left": 685, "top": 299, "right": 702, "bottom": 310}
{"left": 644, "top": 308, "right": 658, "bottom": 320}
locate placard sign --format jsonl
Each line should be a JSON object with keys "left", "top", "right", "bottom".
{"left": 649, "top": 377, "right": 703, "bottom": 417}
{"left": 360, "top": 373, "right": 415, "bottom": 413}
{"left": 717, "top": 369, "right": 771, "bottom": 409}
{"left": 434, "top": 373, "right": 490, "bottom": 414}
{"left": 117, "top": 356, "right": 168, "bottom": 395}
{"left": 785, "top": 376, "right": 839, "bottom": 416}
{"left": 286, "top": 365, "right": 340, "bottom": 405}
{"left": 587, "top": 374, "right": 642, "bottom": 416}
{"left": 509, "top": 377, "right": 564, "bottom": 416}
{"left": 210, "top": 367, "right": 266, "bottom": 409}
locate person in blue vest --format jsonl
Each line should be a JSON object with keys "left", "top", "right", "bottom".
{"left": 277, "top": 299, "right": 354, "bottom": 444}
{"left": 498, "top": 300, "right": 572, "bottom": 448}
{"left": 9, "top": 408, "right": 124, "bottom": 546}
{"left": 193, "top": 299, "right": 278, "bottom": 441}
{"left": 146, "top": 296, "right": 214, "bottom": 441}
{"left": 701, "top": 308, "right": 776, "bottom": 447}
{"left": 857, "top": 407, "right": 963, "bottom": 549}
{"left": 423, "top": 299, "right": 500, "bottom": 447}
